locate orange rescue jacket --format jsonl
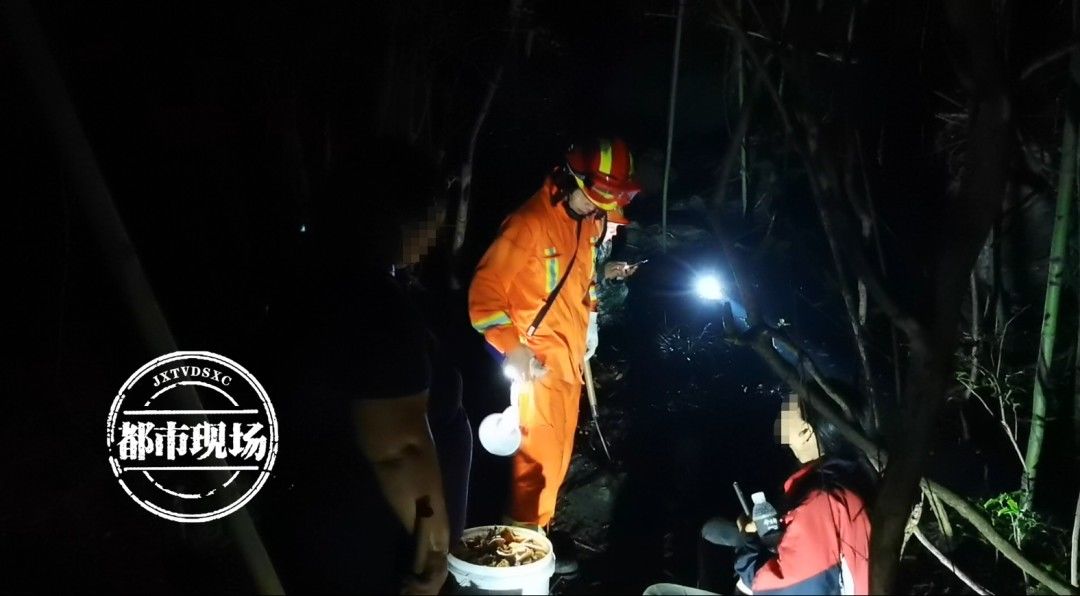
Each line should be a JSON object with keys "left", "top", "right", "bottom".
{"left": 469, "top": 177, "right": 602, "bottom": 384}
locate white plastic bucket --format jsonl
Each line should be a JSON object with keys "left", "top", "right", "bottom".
{"left": 447, "top": 525, "right": 556, "bottom": 595}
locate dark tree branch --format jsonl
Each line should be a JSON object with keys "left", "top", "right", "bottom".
{"left": 854, "top": 130, "right": 905, "bottom": 399}
{"left": 765, "top": 328, "right": 855, "bottom": 421}
{"left": 713, "top": 71, "right": 765, "bottom": 209}
{"left": 1021, "top": 41, "right": 1080, "bottom": 80}
{"left": 923, "top": 479, "right": 1078, "bottom": 595}
{"left": 722, "top": 5, "right": 927, "bottom": 352}
{"left": 913, "top": 527, "right": 992, "bottom": 595}
{"left": 804, "top": 139, "right": 880, "bottom": 422}
{"left": 715, "top": 3, "right": 793, "bottom": 135}
{"left": 710, "top": 15, "right": 858, "bottom": 65}
{"left": 840, "top": 230, "right": 925, "bottom": 342}
{"left": 719, "top": 312, "right": 886, "bottom": 468}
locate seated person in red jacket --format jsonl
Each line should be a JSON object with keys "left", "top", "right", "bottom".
{"left": 645, "top": 393, "right": 876, "bottom": 595}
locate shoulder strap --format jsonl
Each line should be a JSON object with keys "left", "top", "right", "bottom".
{"left": 527, "top": 218, "right": 583, "bottom": 338}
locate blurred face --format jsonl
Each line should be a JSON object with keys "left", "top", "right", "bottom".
{"left": 567, "top": 188, "right": 599, "bottom": 216}
{"left": 398, "top": 201, "right": 447, "bottom": 268}
{"left": 775, "top": 398, "right": 821, "bottom": 464}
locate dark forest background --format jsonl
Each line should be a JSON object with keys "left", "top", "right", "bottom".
{"left": 4, "top": 0, "right": 1080, "bottom": 593}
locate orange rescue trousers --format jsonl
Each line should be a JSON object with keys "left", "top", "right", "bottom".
{"left": 509, "top": 375, "right": 582, "bottom": 527}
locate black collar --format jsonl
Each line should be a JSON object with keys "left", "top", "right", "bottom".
{"left": 561, "top": 199, "right": 587, "bottom": 222}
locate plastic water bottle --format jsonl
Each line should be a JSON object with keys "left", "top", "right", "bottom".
{"left": 751, "top": 492, "right": 780, "bottom": 536}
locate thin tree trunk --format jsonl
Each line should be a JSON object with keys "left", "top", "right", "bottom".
{"left": 661, "top": 0, "right": 687, "bottom": 251}
{"left": 1024, "top": 41, "right": 1079, "bottom": 503}
{"left": 993, "top": 224, "right": 1007, "bottom": 335}
{"left": 1076, "top": 300, "right": 1080, "bottom": 513}
{"left": 808, "top": 166, "right": 880, "bottom": 428}
{"left": 1071, "top": 490, "right": 1079, "bottom": 586}
{"left": 451, "top": 68, "right": 503, "bottom": 256}
{"left": 736, "top": 0, "right": 748, "bottom": 216}
{"left": 1071, "top": 0, "right": 1080, "bottom": 509}
{"left": 1073, "top": 13, "right": 1080, "bottom": 582}
{"left": 450, "top": 0, "right": 522, "bottom": 278}
{"left": 964, "top": 273, "right": 981, "bottom": 412}
{"left": 714, "top": 73, "right": 763, "bottom": 211}
{"left": 872, "top": 1, "right": 1011, "bottom": 592}
{"left": 856, "top": 130, "right": 904, "bottom": 401}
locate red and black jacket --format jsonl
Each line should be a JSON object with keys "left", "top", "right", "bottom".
{"left": 736, "top": 463, "right": 871, "bottom": 595}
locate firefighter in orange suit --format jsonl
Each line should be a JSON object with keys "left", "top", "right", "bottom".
{"left": 469, "top": 138, "right": 642, "bottom": 529}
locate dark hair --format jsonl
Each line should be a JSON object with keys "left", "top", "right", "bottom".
{"left": 308, "top": 137, "right": 440, "bottom": 268}
{"left": 785, "top": 392, "right": 878, "bottom": 512}
{"left": 549, "top": 165, "right": 577, "bottom": 204}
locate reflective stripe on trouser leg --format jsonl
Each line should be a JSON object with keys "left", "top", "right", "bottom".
{"left": 509, "top": 375, "right": 582, "bottom": 526}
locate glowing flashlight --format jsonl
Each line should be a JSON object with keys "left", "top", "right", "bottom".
{"left": 694, "top": 274, "right": 725, "bottom": 302}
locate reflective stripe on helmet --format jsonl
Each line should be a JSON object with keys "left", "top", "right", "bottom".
{"left": 573, "top": 175, "right": 619, "bottom": 210}
{"left": 598, "top": 139, "right": 613, "bottom": 175}
{"left": 566, "top": 137, "right": 640, "bottom": 208}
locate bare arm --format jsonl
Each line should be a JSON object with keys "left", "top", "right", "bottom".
{"left": 352, "top": 392, "right": 449, "bottom": 593}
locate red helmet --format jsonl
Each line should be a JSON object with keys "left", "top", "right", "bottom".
{"left": 607, "top": 207, "right": 630, "bottom": 225}
{"left": 565, "top": 137, "right": 642, "bottom": 211}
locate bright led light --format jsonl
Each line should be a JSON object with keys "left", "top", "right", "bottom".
{"left": 503, "top": 364, "right": 517, "bottom": 380}
{"left": 695, "top": 275, "right": 725, "bottom": 302}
